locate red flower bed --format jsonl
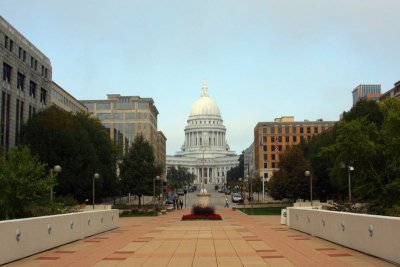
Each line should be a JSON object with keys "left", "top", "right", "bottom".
{"left": 181, "top": 214, "right": 222, "bottom": 220}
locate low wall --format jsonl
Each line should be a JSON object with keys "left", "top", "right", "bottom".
{"left": 0, "top": 209, "right": 119, "bottom": 265}
{"left": 287, "top": 207, "right": 400, "bottom": 264}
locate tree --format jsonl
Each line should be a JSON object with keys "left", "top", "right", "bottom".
{"left": 268, "top": 146, "right": 311, "bottom": 201}
{"left": 119, "top": 134, "right": 162, "bottom": 206}
{"left": 227, "top": 151, "right": 244, "bottom": 187}
{"left": 0, "top": 146, "right": 54, "bottom": 219}
{"left": 167, "top": 166, "right": 195, "bottom": 189}
{"left": 20, "top": 106, "right": 118, "bottom": 202}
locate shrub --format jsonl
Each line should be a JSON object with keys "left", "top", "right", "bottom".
{"left": 191, "top": 205, "right": 215, "bottom": 216}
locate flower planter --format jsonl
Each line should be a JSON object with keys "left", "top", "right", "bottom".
{"left": 181, "top": 214, "right": 222, "bottom": 220}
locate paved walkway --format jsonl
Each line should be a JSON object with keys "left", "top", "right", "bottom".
{"left": 7, "top": 208, "right": 395, "bottom": 267}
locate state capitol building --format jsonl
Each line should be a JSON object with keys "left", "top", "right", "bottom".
{"left": 166, "top": 81, "right": 239, "bottom": 187}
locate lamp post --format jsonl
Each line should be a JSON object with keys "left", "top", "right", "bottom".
{"left": 50, "top": 165, "right": 62, "bottom": 202}
{"left": 348, "top": 166, "right": 354, "bottom": 202}
{"left": 304, "top": 171, "right": 312, "bottom": 207}
{"left": 246, "top": 174, "right": 253, "bottom": 215}
{"left": 154, "top": 176, "right": 160, "bottom": 216}
{"left": 93, "top": 173, "right": 99, "bottom": 209}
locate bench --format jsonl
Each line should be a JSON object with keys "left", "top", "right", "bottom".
{"left": 167, "top": 207, "right": 173, "bottom": 212}
{"left": 161, "top": 209, "right": 167, "bottom": 215}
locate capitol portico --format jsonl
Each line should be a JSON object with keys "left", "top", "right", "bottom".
{"left": 166, "top": 81, "right": 239, "bottom": 187}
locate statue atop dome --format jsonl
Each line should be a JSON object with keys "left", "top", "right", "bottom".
{"left": 202, "top": 79, "right": 208, "bottom": 97}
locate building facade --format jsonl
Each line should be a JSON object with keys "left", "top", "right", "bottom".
{"left": 243, "top": 143, "right": 254, "bottom": 178}
{"left": 157, "top": 131, "right": 167, "bottom": 179}
{"left": 380, "top": 81, "right": 400, "bottom": 101}
{"left": 50, "top": 81, "right": 87, "bottom": 113}
{"left": 1, "top": 16, "right": 52, "bottom": 151}
{"left": 254, "top": 116, "right": 336, "bottom": 180}
{"left": 167, "top": 81, "right": 239, "bottom": 188}
{"left": 81, "top": 94, "right": 159, "bottom": 156}
{"left": 352, "top": 84, "right": 381, "bottom": 106}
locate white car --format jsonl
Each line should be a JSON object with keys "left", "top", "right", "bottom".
{"left": 231, "top": 193, "right": 243, "bottom": 203}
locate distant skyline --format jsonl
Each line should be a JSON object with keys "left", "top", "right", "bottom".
{"left": 1, "top": 0, "right": 399, "bottom": 155}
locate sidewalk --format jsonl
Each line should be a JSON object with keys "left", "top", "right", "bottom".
{"left": 6, "top": 208, "right": 395, "bottom": 266}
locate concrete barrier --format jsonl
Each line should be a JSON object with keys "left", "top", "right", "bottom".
{"left": 287, "top": 207, "right": 400, "bottom": 264}
{"left": 0, "top": 209, "right": 119, "bottom": 265}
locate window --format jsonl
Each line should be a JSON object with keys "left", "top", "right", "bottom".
{"left": 270, "top": 145, "right": 274, "bottom": 151}
{"left": 271, "top": 136, "right": 275, "bottom": 142}
{"left": 314, "top": 127, "right": 318, "bottom": 134}
{"left": 264, "top": 162, "right": 268, "bottom": 168}
{"left": 96, "top": 113, "right": 111, "bottom": 120}
{"left": 271, "top": 127, "right": 275, "bottom": 134}
{"left": 41, "top": 65, "right": 44, "bottom": 75}
{"left": 300, "top": 127, "right": 304, "bottom": 134}
{"left": 125, "top": 112, "right": 136, "bottom": 120}
{"left": 19, "top": 47, "right": 22, "bottom": 59}
{"left": 4, "top": 35, "right": 8, "bottom": 48}
{"left": 23, "top": 50, "right": 26, "bottom": 62}
{"left": 262, "top": 127, "right": 266, "bottom": 134}
{"left": 272, "top": 154, "right": 275, "bottom": 160}
{"left": 40, "top": 88, "right": 47, "bottom": 104}
{"left": 138, "top": 102, "right": 147, "bottom": 109}
{"left": 272, "top": 162, "right": 276, "bottom": 168}
{"left": 285, "top": 136, "right": 289, "bottom": 142}
{"left": 307, "top": 127, "right": 311, "bottom": 134}
{"left": 293, "top": 136, "right": 297, "bottom": 142}
{"left": 96, "top": 103, "right": 111, "bottom": 110}
{"left": 30, "top": 57, "right": 34, "bottom": 68}
{"left": 9, "top": 39, "right": 13, "bottom": 52}
{"left": 34, "top": 60, "right": 37, "bottom": 71}
{"left": 17, "top": 72, "right": 25, "bottom": 90}
{"left": 45, "top": 68, "right": 48, "bottom": 78}
{"left": 285, "top": 126, "right": 289, "bottom": 134}
{"left": 292, "top": 126, "right": 296, "bottom": 134}
{"left": 137, "top": 112, "right": 141, "bottom": 119}
{"left": 278, "top": 127, "right": 282, "bottom": 134}
{"left": 3, "top": 63, "right": 12, "bottom": 82}
{"left": 144, "top": 113, "right": 147, "bottom": 120}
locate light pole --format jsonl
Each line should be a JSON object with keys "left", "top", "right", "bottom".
{"left": 93, "top": 173, "right": 99, "bottom": 209}
{"left": 50, "top": 165, "right": 62, "bottom": 202}
{"left": 348, "top": 166, "right": 354, "bottom": 202}
{"left": 154, "top": 176, "right": 160, "bottom": 216}
{"left": 304, "top": 171, "right": 312, "bottom": 207}
{"left": 246, "top": 174, "right": 253, "bottom": 215}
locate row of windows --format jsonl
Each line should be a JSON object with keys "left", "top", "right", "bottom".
{"left": 85, "top": 101, "right": 150, "bottom": 111}
{"left": 190, "top": 120, "right": 220, "bottom": 125}
{"left": 262, "top": 125, "right": 330, "bottom": 134}
{"left": 51, "top": 90, "right": 84, "bottom": 112}
{"left": 2, "top": 62, "right": 47, "bottom": 104}
{"left": 4, "top": 34, "right": 49, "bottom": 79}
{"left": 95, "top": 112, "right": 149, "bottom": 120}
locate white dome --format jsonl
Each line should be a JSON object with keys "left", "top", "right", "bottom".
{"left": 190, "top": 95, "right": 221, "bottom": 117}
{"left": 189, "top": 80, "right": 221, "bottom": 117}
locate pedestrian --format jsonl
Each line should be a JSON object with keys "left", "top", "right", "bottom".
{"left": 179, "top": 197, "right": 183, "bottom": 209}
{"left": 173, "top": 194, "right": 177, "bottom": 209}
{"left": 225, "top": 197, "right": 229, "bottom": 208}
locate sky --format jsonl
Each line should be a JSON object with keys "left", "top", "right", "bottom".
{"left": 1, "top": 0, "right": 399, "bottom": 155}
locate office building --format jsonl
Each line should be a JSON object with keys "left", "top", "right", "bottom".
{"left": 81, "top": 94, "right": 160, "bottom": 156}
{"left": 380, "top": 81, "right": 400, "bottom": 101}
{"left": 1, "top": 16, "right": 52, "bottom": 151}
{"left": 50, "top": 81, "right": 87, "bottom": 113}
{"left": 254, "top": 116, "right": 336, "bottom": 180}
{"left": 352, "top": 84, "right": 381, "bottom": 106}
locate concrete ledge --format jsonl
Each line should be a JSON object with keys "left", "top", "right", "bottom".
{"left": 161, "top": 210, "right": 167, "bottom": 215}
{"left": 0, "top": 209, "right": 119, "bottom": 265}
{"left": 287, "top": 207, "right": 400, "bottom": 264}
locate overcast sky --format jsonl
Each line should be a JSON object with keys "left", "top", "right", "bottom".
{"left": 1, "top": 0, "right": 399, "bottom": 155}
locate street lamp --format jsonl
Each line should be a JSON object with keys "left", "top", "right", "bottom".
{"left": 50, "top": 165, "right": 62, "bottom": 202}
{"left": 154, "top": 176, "right": 160, "bottom": 216}
{"left": 93, "top": 173, "right": 99, "bottom": 209}
{"left": 304, "top": 170, "right": 312, "bottom": 207}
{"left": 348, "top": 166, "right": 354, "bottom": 202}
{"left": 246, "top": 174, "right": 253, "bottom": 214}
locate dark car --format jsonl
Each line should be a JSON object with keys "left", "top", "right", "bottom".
{"left": 176, "top": 189, "right": 185, "bottom": 196}
{"left": 165, "top": 197, "right": 174, "bottom": 205}
{"left": 224, "top": 190, "right": 231, "bottom": 195}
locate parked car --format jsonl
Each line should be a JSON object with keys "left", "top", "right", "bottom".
{"left": 176, "top": 189, "right": 185, "bottom": 196}
{"left": 231, "top": 193, "right": 243, "bottom": 203}
{"left": 224, "top": 190, "right": 231, "bottom": 195}
{"left": 165, "top": 197, "right": 174, "bottom": 205}
{"left": 217, "top": 188, "right": 224, "bottom": 193}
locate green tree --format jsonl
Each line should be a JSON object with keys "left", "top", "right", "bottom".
{"left": 268, "top": 147, "right": 311, "bottom": 201}
{"left": 20, "top": 106, "right": 118, "bottom": 202}
{"left": 227, "top": 151, "right": 244, "bottom": 187}
{"left": 167, "top": 166, "right": 195, "bottom": 189}
{"left": 119, "top": 134, "right": 162, "bottom": 206}
{"left": 0, "top": 146, "right": 54, "bottom": 219}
